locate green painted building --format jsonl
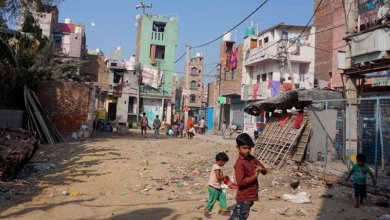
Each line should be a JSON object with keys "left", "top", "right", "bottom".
{"left": 135, "top": 14, "right": 178, "bottom": 123}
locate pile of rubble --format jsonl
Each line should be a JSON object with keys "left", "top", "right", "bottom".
{"left": 0, "top": 129, "right": 39, "bottom": 181}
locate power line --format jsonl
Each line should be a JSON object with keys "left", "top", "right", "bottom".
{"left": 191, "top": 0, "right": 269, "bottom": 49}
{"left": 174, "top": 52, "right": 186, "bottom": 63}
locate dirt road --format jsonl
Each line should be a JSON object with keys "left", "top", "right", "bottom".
{"left": 0, "top": 131, "right": 389, "bottom": 220}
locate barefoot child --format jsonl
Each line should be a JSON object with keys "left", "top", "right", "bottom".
{"left": 205, "top": 152, "right": 230, "bottom": 218}
{"left": 345, "top": 154, "right": 376, "bottom": 208}
{"left": 229, "top": 133, "right": 267, "bottom": 220}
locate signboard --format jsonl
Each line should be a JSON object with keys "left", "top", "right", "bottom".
{"left": 365, "top": 70, "right": 390, "bottom": 78}
{"left": 373, "top": 76, "right": 390, "bottom": 87}
{"left": 218, "top": 96, "right": 226, "bottom": 104}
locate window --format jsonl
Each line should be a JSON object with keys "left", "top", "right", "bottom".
{"left": 264, "top": 37, "right": 269, "bottom": 44}
{"left": 261, "top": 74, "right": 267, "bottom": 82}
{"left": 190, "top": 94, "right": 196, "bottom": 103}
{"left": 267, "top": 72, "right": 273, "bottom": 81}
{"left": 224, "top": 70, "right": 227, "bottom": 81}
{"left": 256, "top": 75, "right": 261, "bottom": 84}
{"left": 150, "top": 45, "right": 165, "bottom": 60}
{"left": 152, "top": 22, "right": 166, "bottom": 32}
{"left": 190, "top": 80, "right": 197, "bottom": 89}
{"left": 113, "top": 72, "right": 124, "bottom": 83}
{"left": 258, "top": 39, "right": 263, "bottom": 47}
{"left": 231, "top": 70, "right": 235, "bottom": 80}
{"left": 191, "top": 67, "right": 198, "bottom": 76}
{"left": 250, "top": 39, "right": 257, "bottom": 49}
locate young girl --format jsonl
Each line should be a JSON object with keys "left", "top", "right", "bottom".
{"left": 205, "top": 152, "right": 230, "bottom": 218}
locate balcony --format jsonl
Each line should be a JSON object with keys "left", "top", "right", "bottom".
{"left": 242, "top": 82, "right": 270, "bottom": 101}
{"left": 151, "top": 31, "right": 164, "bottom": 41}
{"left": 244, "top": 43, "right": 278, "bottom": 66}
{"left": 351, "top": 28, "right": 390, "bottom": 64}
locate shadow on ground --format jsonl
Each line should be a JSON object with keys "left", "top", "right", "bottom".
{"left": 101, "top": 208, "right": 180, "bottom": 220}
{"left": 0, "top": 130, "right": 131, "bottom": 217}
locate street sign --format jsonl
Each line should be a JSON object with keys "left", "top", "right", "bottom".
{"left": 372, "top": 76, "right": 390, "bottom": 87}
{"left": 218, "top": 96, "right": 226, "bottom": 104}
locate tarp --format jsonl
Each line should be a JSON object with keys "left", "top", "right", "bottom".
{"left": 244, "top": 88, "right": 343, "bottom": 116}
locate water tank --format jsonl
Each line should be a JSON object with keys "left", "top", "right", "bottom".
{"left": 196, "top": 52, "right": 201, "bottom": 57}
{"left": 64, "top": 18, "right": 72, "bottom": 24}
{"left": 246, "top": 26, "right": 255, "bottom": 36}
{"left": 223, "top": 32, "right": 232, "bottom": 41}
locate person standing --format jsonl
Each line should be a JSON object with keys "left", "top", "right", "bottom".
{"left": 153, "top": 115, "right": 161, "bottom": 139}
{"left": 229, "top": 133, "right": 267, "bottom": 220}
{"left": 221, "top": 121, "right": 227, "bottom": 139}
{"left": 140, "top": 112, "right": 148, "bottom": 138}
{"left": 178, "top": 120, "right": 184, "bottom": 138}
{"left": 200, "top": 117, "right": 206, "bottom": 135}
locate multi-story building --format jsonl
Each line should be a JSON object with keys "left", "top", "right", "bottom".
{"left": 184, "top": 54, "right": 204, "bottom": 122}
{"left": 241, "top": 23, "right": 315, "bottom": 133}
{"left": 19, "top": 0, "right": 59, "bottom": 39}
{"left": 52, "top": 18, "right": 86, "bottom": 58}
{"left": 314, "top": 0, "right": 346, "bottom": 89}
{"left": 135, "top": 14, "right": 178, "bottom": 124}
{"left": 214, "top": 34, "right": 245, "bottom": 130}
{"left": 105, "top": 48, "right": 138, "bottom": 126}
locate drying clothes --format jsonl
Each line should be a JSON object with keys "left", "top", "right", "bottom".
{"left": 230, "top": 48, "right": 238, "bottom": 70}
{"left": 278, "top": 113, "right": 292, "bottom": 126}
{"left": 282, "top": 83, "right": 293, "bottom": 92}
{"left": 293, "top": 112, "right": 304, "bottom": 129}
{"left": 270, "top": 81, "right": 281, "bottom": 97}
{"left": 142, "top": 66, "right": 162, "bottom": 89}
{"left": 253, "top": 83, "right": 259, "bottom": 100}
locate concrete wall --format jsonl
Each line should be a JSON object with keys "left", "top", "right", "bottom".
{"left": 187, "top": 56, "right": 204, "bottom": 108}
{"left": 219, "top": 42, "right": 244, "bottom": 96}
{"left": 37, "top": 81, "right": 95, "bottom": 137}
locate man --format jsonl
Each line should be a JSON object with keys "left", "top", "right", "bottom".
{"left": 140, "top": 112, "right": 148, "bottom": 138}
{"left": 153, "top": 115, "right": 161, "bottom": 139}
{"left": 200, "top": 117, "right": 206, "bottom": 135}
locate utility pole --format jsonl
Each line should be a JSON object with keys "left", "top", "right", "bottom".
{"left": 279, "top": 33, "right": 296, "bottom": 90}
{"left": 184, "top": 44, "right": 191, "bottom": 129}
{"left": 344, "top": 0, "right": 359, "bottom": 165}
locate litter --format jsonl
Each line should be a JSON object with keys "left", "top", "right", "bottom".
{"left": 282, "top": 192, "right": 311, "bottom": 204}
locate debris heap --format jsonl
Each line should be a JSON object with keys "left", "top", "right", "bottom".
{"left": 0, "top": 129, "right": 39, "bottom": 181}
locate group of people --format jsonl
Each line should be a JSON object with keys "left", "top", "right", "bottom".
{"left": 140, "top": 113, "right": 207, "bottom": 139}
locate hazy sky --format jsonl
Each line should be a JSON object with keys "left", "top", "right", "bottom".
{"left": 58, "top": 0, "right": 313, "bottom": 82}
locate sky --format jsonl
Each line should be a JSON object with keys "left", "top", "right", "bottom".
{"left": 57, "top": 0, "right": 313, "bottom": 82}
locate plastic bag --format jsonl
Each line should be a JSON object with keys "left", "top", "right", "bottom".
{"left": 282, "top": 192, "right": 311, "bottom": 204}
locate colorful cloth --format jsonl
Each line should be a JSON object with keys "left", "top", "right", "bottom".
{"left": 205, "top": 187, "right": 227, "bottom": 212}
{"left": 282, "top": 83, "right": 293, "bottom": 92}
{"left": 234, "top": 154, "right": 261, "bottom": 202}
{"left": 230, "top": 48, "right": 238, "bottom": 70}
{"left": 278, "top": 114, "right": 292, "bottom": 126}
{"left": 293, "top": 112, "right": 304, "bottom": 129}
{"left": 253, "top": 83, "right": 259, "bottom": 100}
{"left": 270, "top": 81, "right": 281, "bottom": 97}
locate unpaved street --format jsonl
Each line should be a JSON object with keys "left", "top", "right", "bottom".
{"left": 0, "top": 131, "right": 389, "bottom": 220}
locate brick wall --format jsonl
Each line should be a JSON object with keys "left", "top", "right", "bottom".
{"left": 314, "top": 0, "right": 346, "bottom": 88}
{"left": 80, "top": 54, "right": 109, "bottom": 90}
{"left": 219, "top": 42, "right": 243, "bottom": 96}
{"left": 37, "top": 81, "right": 94, "bottom": 137}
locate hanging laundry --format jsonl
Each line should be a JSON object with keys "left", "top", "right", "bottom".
{"left": 270, "top": 81, "right": 281, "bottom": 97}
{"left": 278, "top": 113, "right": 292, "bottom": 126}
{"left": 253, "top": 83, "right": 259, "bottom": 100}
{"left": 150, "top": 45, "right": 156, "bottom": 65}
{"left": 225, "top": 51, "right": 232, "bottom": 72}
{"left": 261, "top": 82, "right": 268, "bottom": 97}
{"left": 282, "top": 83, "right": 293, "bottom": 92}
{"left": 230, "top": 48, "right": 238, "bottom": 70}
{"left": 142, "top": 66, "right": 162, "bottom": 89}
{"left": 293, "top": 112, "right": 304, "bottom": 129}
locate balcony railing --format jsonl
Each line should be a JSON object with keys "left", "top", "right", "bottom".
{"left": 244, "top": 43, "right": 278, "bottom": 66}
{"left": 242, "top": 82, "right": 270, "bottom": 101}
{"left": 151, "top": 31, "right": 164, "bottom": 41}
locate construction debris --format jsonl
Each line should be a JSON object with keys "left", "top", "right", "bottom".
{"left": 0, "top": 129, "right": 39, "bottom": 181}
{"left": 24, "top": 86, "right": 64, "bottom": 144}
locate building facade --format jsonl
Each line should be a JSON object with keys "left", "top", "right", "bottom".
{"left": 241, "top": 24, "right": 315, "bottom": 133}
{"left": 135, "top": 14, "right": 178, "bottom": 125}
{"left": 184, "top": 54, "right": 204, "bottom": 122}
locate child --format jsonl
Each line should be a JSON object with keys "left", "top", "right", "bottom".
{"left": 153, "top": 115, "right": 161, "bottom": 139}
{"left": 187, "top": 125, "right": 195, "bottom": 139}
{"left": 345, "top": 154, "right": 376, "bottom": 208}
{"left": 253, "top": 130, "right": 259, "bottom": 143}
{"left": 205, "top": 152, "right": 230, "bottom": 218}
{"left": 229, "top": 133, "right": 267, "bottom": 220}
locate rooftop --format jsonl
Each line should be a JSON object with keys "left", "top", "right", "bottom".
{"left": 257, "top": 22, "right": 312, "bottom": 36}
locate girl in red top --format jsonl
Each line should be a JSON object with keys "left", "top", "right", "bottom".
{"left": 229, "top": 133, "right": 267, "bottom": 220}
